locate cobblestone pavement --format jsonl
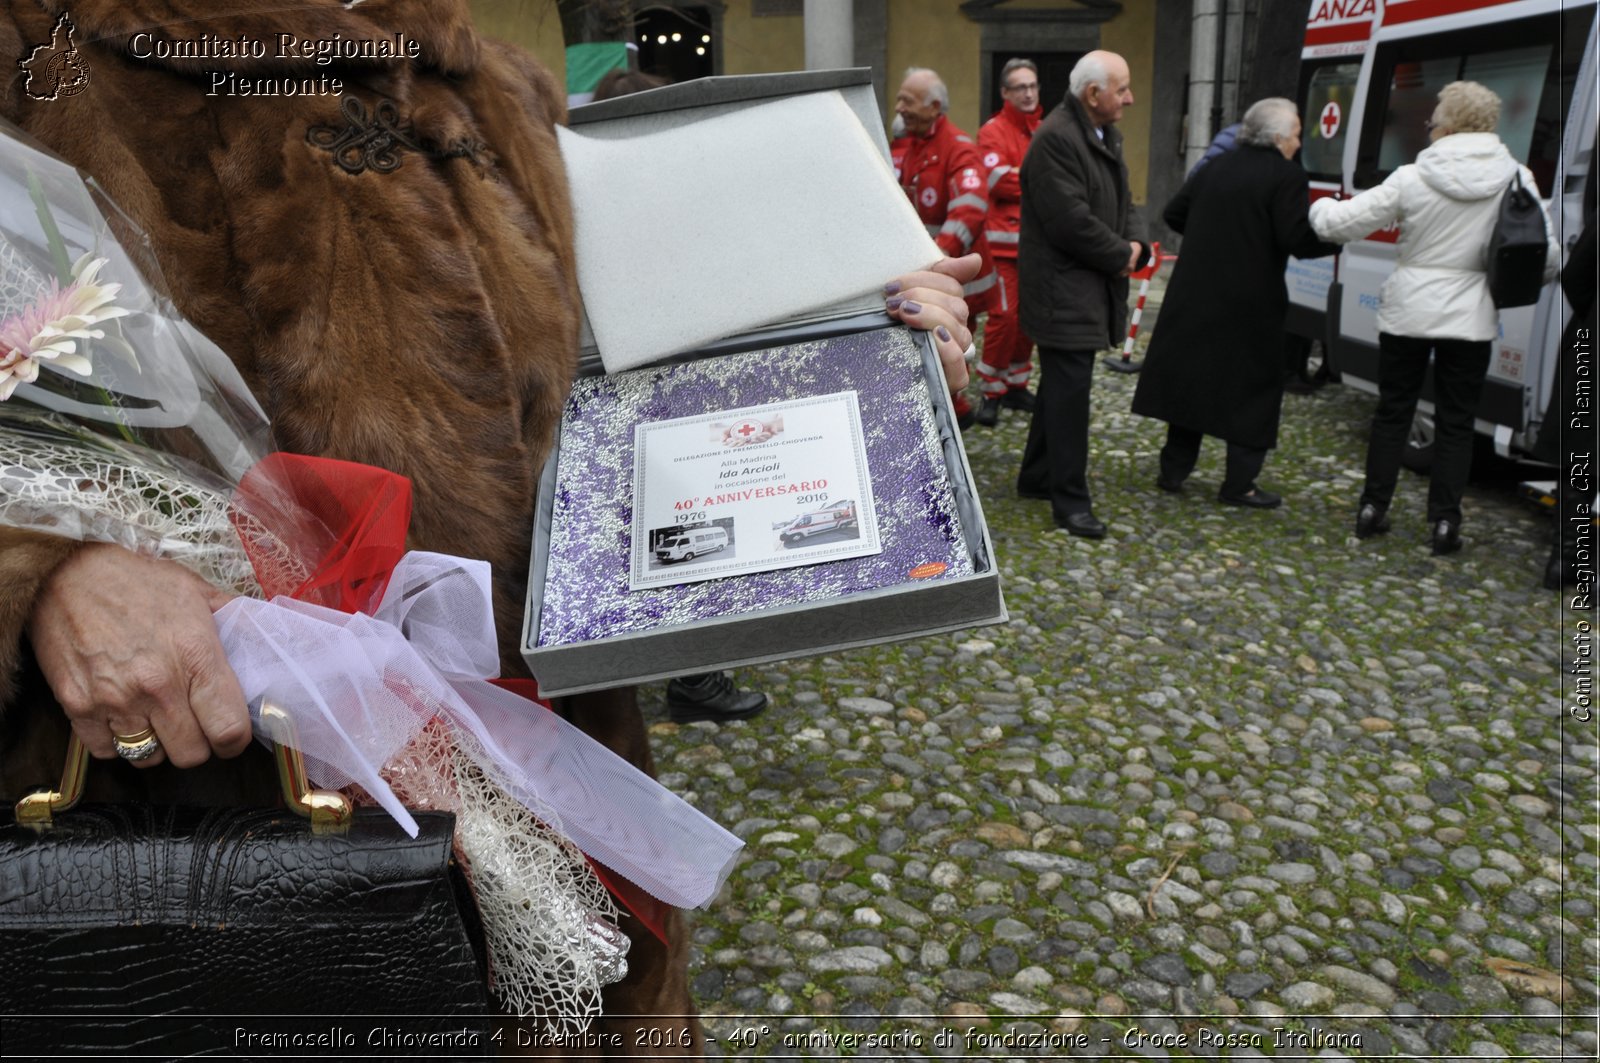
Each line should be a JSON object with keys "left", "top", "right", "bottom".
{"left": 639, "top": 309, "right": 1596, "bottom": 1059}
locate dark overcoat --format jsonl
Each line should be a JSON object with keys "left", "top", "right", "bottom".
{"left": 1017, "top": 94, "right": 1149, "bottom": 351}
{"left": 1131, "top": 143, "right": 1336, "bottom": 450}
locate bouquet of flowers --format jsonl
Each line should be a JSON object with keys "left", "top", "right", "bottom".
{"left": 0, "top": 120, "right": 739, "bottom": 1029}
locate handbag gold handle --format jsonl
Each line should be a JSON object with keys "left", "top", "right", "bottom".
{"left": 12, "top": 734, "right": 89, "bottom": 829}
{"left": 14, "top": 699, "right": 352, "bottom": 835}
{"left": 260, "top": 702, "right": 354, "bottom": 835}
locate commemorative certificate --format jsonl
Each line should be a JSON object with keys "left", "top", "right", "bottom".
{"left": 629, "top": 391, "right": 881, "bottom": 590}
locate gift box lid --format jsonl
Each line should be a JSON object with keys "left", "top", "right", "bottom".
{"left": 558, "top": 69, "right": 941, "bottom": 376}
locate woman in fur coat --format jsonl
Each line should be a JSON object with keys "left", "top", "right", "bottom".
{"left": 0, "top": 0, "right": 976, "bottom": 1053}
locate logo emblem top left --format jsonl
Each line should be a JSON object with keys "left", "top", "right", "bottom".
{"left": 21, "top": 14, "right": 91, "bottom": 101}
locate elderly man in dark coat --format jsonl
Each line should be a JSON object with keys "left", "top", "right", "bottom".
{"left": 1131, "top": 97, "right": 1337, "bottom": 508}
{"left": 1016, "top": 50, "right": 1149, "bottom": 539}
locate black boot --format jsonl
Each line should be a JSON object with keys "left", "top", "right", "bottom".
{"left": 667, "top": 672, "right": 768, "bottom": 724}
{"left": 1431, "top": 519, "right": 1462, "bottom": 556}
{"left": 1001, "top": 388, "right": 1037, "bottom": 412}
{"left": 1355, "top": 503, "right": 1390, "bottom": 539}
{"left": 975, "top": 397, "right": 1001, "bottom": 427}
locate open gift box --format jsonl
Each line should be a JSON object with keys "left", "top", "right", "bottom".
{"left": 520, "top": 70, "right": 1006, "bottom": 697}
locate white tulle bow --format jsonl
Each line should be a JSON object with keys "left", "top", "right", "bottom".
{"left": 213, "top": 550, "right": 741, "bottom": 910}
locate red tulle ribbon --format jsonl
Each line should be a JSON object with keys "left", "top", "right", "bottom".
{"left": 234, "top": 453, "right": 413, "bottom": 611}
{"left": 233, "top": 453, "right": 670, "bottom": 945}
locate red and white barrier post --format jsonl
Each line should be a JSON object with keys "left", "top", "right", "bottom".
{"left": 1105, "top": 241, "right": 1168, "bottom": 374}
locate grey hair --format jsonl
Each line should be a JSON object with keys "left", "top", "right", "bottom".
{"left": 1434, "top": 80, "right": 1500, "bottom": 134}
{"left": 1069, "top": 53, "right": 1111, "bottom": 98}
{"left": 1238, "top": 97, "right": 1299, "bottom": 147}
{"left": 1000, "top": 58, "right": 1038, "bottom": 88}
{"left": 904, "top": 67, "right": 949, "bottom": 111}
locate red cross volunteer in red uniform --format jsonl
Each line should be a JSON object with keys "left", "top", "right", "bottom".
{"left": 973, "top": 58, "right": 1043, "bottom": 426}
{"left": 893, "top": 67, "right": 997, "bottom": 428}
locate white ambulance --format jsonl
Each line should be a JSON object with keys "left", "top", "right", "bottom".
{"left": 1316, "top": 0, "right": 1597, "bottom": 466}
{"left": 655, "top": 526, "right": 728, "bottom": 562}
{"left": 777, "top": 500, "right": 858, "bottom": 545}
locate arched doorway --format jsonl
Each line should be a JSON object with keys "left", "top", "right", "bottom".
{"left": 634, "top": 3, "right": 724, "bottom": 82}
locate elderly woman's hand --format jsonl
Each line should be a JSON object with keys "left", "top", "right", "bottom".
{"left": 884, "top": 253, "right": 980, "bottom": 392}
{"left": 28, "top": 543, "right": 251, "bottom": 769}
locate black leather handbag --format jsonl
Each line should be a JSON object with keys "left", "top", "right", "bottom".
{"left": 0, "top": 705, "right": 490, "bottom": 1057}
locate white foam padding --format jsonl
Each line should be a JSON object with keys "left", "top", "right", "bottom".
{"left": 557, "top": 91, "right": 943, "bottom": 373}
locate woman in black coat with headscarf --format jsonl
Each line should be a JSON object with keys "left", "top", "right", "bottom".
{"left": 1132, "top": 97, "right": 1338, "bottom": 507}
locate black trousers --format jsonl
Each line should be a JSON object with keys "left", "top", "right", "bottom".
{"left": 1018, "top": 346, "right": 1097, "bottom": 520}
{"left": 1159, "top": 425, "right": 1267, "bottom": 497}
{"left": 1361, "top": 331, "right": 1492, "bottom": 525}
{"left": 1283, "top": 332, "right": 1313, "bottom": 382}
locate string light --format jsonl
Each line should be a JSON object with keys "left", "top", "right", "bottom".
{"left": 671, "top": 32, "right": 682, "bottom": 42}
{"left": 695, "top": 46, "right": 705, "bottom": 55}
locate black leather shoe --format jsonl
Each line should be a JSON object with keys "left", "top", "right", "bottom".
{"left": 667, "top": 672, "right": 768, "bottom": 724}
{"left": 975, "top": 397, "right": 1001, "bottom": 427}
{"left": 956, "top": 407, "right": 975, "bottom": 431}
{"left": 1056, "top": 512, "right": 1107, "bottom": 539}
{"left": 1431, "top": 519, "right": 1462, "bottom": 556}
{"left": 1001, "top": 389, "right": 1037, "bottom": 412}
{"left": 1155, "top": 476, "right": 1184, "bottom": 494}
{"left": 1355, "top": 503, "right": 1391, "bottom": 539}
{"left": 1219, "top": 487, "right": 1282, "bottom": 509}
{"left": 1283, "top": 375, "right": 1318, "bottom": 396}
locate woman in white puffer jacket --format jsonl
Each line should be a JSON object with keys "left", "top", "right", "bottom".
{"left": 1310, "top": 80, "right": 1560, "bottom": 556}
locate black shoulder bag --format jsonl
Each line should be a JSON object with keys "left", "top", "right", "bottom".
{"left": 1486, "top": 171, "right": 1550, "bottom": 309}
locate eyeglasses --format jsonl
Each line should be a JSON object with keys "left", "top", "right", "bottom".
{"left": 1005, "top": 83, "right": 1040, "bottom": 94}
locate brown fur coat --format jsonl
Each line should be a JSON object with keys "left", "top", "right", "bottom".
{"left": 0, "top": 0, "right": 693, "bottom": 1049}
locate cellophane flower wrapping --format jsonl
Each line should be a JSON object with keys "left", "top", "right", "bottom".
{"left": 0, "top": 120, "right": 307, "bottom": 592}
{"left": 0, "top": 121, "right": 639, "bottom": 1029}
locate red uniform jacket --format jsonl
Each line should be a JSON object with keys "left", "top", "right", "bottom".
{"left": 892, "top": 115, "right": 997, "bottom": 308}
{"left": 977, "top": 101, "right": 1041, "bottom": 261}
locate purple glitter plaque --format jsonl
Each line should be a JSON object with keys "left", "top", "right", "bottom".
{"left": 537, "top": 328, "right": 972, "bottom": 648}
